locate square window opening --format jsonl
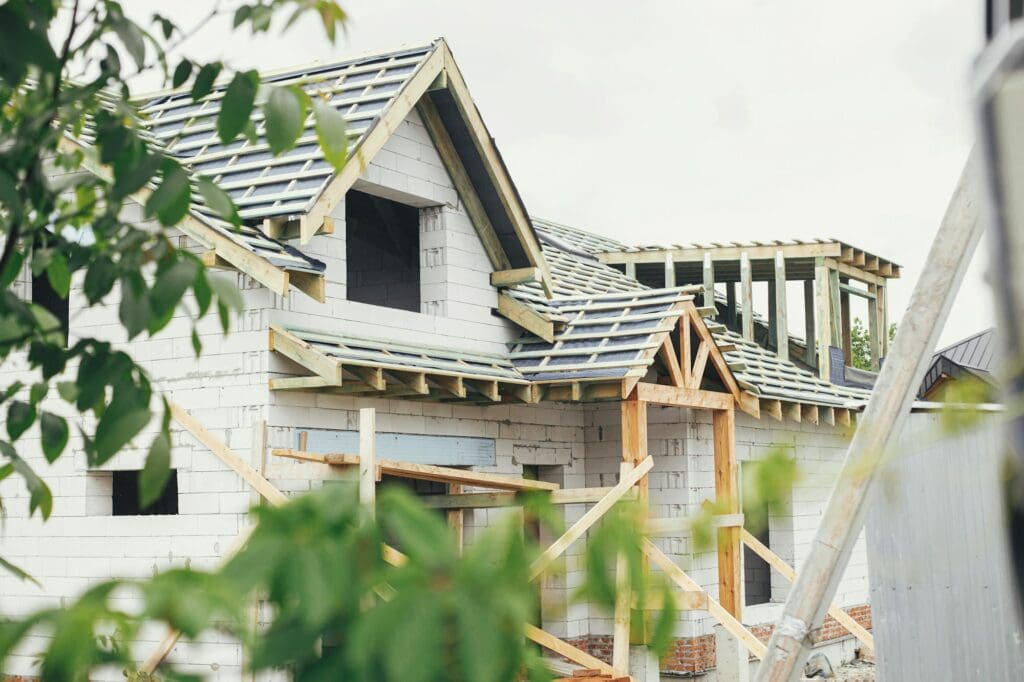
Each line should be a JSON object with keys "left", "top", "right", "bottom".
{"left": 345, "top": 190, "right": 421, "bottom": 313}
{"left": 112, "top": 470, "right": 179, "bottom": 516}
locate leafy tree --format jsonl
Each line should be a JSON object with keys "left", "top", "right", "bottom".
{"left": 0, "top": 3, "right": 692, "bottom": 681}
{"left": 850, "top": 317, "right": 897, "bottom": 370}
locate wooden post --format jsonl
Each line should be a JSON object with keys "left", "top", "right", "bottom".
{"left": 359, "top": 408, "right": 376, "bottom": 515}
{"left": 448, "top": 483, "right": 464, "bottom": 554}
{"left": 767, "top": 280, "right": 777, "bottom": 348}
{"left": 815, "top": 260, "right": 832, "bottom": 380}
{"left": 680, "top": 313, "right": 692, "bottom": 387}
{"left": 703, "top": 253, "right": 715, "bottom": 315}
{"left": 665, "top": 253, "right": 676, "bottom": 288}
{"left": 868, "top": 283, "right": 881, "bottom": 370}
{"left": 878, "top": 284, "right": 889, "bottom": 359}
{"left": 740, "top": 253, "right": 753, "bottom": 341}
{"left": 713, "top": 407, "right": 741, "bottom": 619}
{"left": 775, "top": 252, "right": 789, "bottom": 362}
{"left": 840, "top": 277, "right": 852, "bottom": 365}
{"left": 621, "top": 394, "right": 649, "bottom": 643}
{"left": 612, "top": 461, "right": 632, "bottom": 672}
{"left": 625, "top": 261, "right": 636, "bottom": 280}
{"left": 829, "top": 267, "right": 842, "bottom": 349}
{"left": 803, "top": 279, "right": 815, "bottom": 367}
{"left": 726, "top": 282, "right": 737, "bottom": 329}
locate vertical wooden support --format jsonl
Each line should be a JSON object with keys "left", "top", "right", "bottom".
{"left": 625, "top": 261, "right": 636, "bottom": 280}
{"left": 448, "top": 483, "right": 464, "bottom": 554}
{"left": 664, "top": 253, "right": 676, "bottom": 288}
{"left": 679, "top": 313, "right": 692, "bottom": 387}
{"left": 775, "top": 252, "right": 789, "bottom": 362}
{"left": 726, "top": 282, "right": 737, "bottom": 328}
{"left": 621, "top": 395, "right": 649, "bottom": 643}
{"left": 767, "top": 279, "right": 777, "bottom": 348}
{"left": 815, "top": 260, "right": 832, "bottom": 380}
{"left": 740, "top": 253, "right": 753, "bottom": 341}
{"left": 612, "top": 461, "right": 632, "bottom": 672}
{"left": 803, "top": 279, "right": 816, "bottom": 367}
{"left": 878, "top": 284, "right": 889, "bottom": 359}
{"left": 868, "top": 283, "right": 881, "bottom": 370}
{"left": 703, "top": 253, "right": 715, "bottom": 314}
{"left": 828, "top": 267, "right": 842, "bottom": 348}
{"left": 840, "top": 277, "right": 852, "bottom": 365}
{"left": 713, "top": 407, "right": 741, "bottom": 619}
{"left": 359, "top": 408, "right": 376, "bottom": 515}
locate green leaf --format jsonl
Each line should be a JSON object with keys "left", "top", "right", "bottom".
{"left": 0, "top": 5, "right": 59, "bottom": 82}
{"left": 265, "top": 86, "right": 309, "bottom": 155}
{"left": 0, "top": 169, "right": 22, "bottom": 220}
{"left": 95, "top": 407, "right": 152, "bottom": 464}
{"left": 191, "top": 61, "right": 222, "bottom": 100}
{"left": 151, "top": 259, "right": 198, "bottom": 319}
{"left": 39, "top": 412, "right": 68, "bottom": 463}
{"left": 56, "top": 381, "right": 78, "bottom": 403}
{"left": 119, "top": 278, "right": 149, "bottom": 339}
{"left": 4, "top": 444, "right": 52, "bottom": 520}
{"left": 7, "top": 401, "right": 34, "bottom": 441}
{"left": 191, "top": 329, "right": 202, "bottom": 357}
{"left": 83, "top": 258, "right": 117, "bottom": 304}
{"left": 313, "top": 99, "right": 349, "bottom": 170}
{"left": 0, "top": 555, "right": 40, "bottom": 586}
{"left": 197, "top": 177, "right": 239, "bottom": 226}
{"left": 29, "top": 382, "right": 47, "bottom": 405}
{"left": 218, "top": 70, "right": 259, "bottom": 143}
{"left": 112, "top": 151, "right": 163, "bottom": 201}
{"left": 172, "top": 59, "right": 193, "bottom": 88}
{"left": 0, "top": 249, "right": 23, "bottom": 288}
{"left": 145, "top": 161, "right": 191, "bottom": 226}
{"left": 193, "top": 270, "right": 212, "bottom": 317}
{"left": 112, "top": 16, "right": 147, "bottom": 69}
{"left": 140, "top": 433, "right": 171, "bottom": 508}
{"left": 46, "top": 254, "right": 70, "bottom": 298}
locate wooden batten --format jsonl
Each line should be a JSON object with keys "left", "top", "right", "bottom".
{"left": 801, "top": 403, "right": 820, "bottom": 425}
{"left": 388, "top": 370, "right": 429, "bottom": 395}
{"left": 269, "top": 375, "right": 334, "bottom": 391}
{"left": 835, "top": 407, "right": 852, "bottom": 428}
{"left": 268, "top": 326, "right": 343, "bottom": 385}
{"left": 465, "top": 378, "right": 500, "bottom": 401}
{"left": 430, "top": 374, "right": 467, "bottom": 398}
{"left": 490, "top": 266, "right": 541, "bottom": 287}
{"left": 348, "top": 365, "right": 385, "bottom": 391}
{"left": 634, "top": 382, "right": 734, "bottom": 410}
{"left": 502, "top": 382, "right": 539, "bottom": 403}
{"left": 289, "top": 270, "right": 327, "bottom": 303}
{"left": 496, "top": 293, "right": 555, "bottom": 342}
{"left": 760, "top": 398, "right": 783, "bottom": 422}
{"left": 658, "top": 337, "right": 685, "bottom": 387}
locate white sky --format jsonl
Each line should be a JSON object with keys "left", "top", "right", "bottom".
{"left": 125, "top": 1, "right": 989, "bottom": 347}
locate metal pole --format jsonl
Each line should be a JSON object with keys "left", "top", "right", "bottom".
{"left": 755, "top": 156, "right": 983, "bottom": 681}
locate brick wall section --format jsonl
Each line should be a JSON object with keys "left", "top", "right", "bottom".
{"left": 567, "top": 604, "right": 873, "bottom": 674}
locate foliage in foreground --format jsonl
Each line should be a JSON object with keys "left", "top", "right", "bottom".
{"left": 0, "top": 484, "right": 682, "bottom": 682}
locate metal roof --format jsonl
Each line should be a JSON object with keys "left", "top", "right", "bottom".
{"left": 138, "top": 43, "right": 436, "bottom": 222}
{"left": 933, "top": 328, "right": 997, "bottom": 373}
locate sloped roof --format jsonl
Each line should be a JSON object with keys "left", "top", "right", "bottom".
{"left": 919, "top": 329, "right": 998, "bottom": 398}
{"left": 139, "top": 44, "right": 435, "bottom": 222}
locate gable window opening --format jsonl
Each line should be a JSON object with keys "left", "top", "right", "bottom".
{"left": 345, "top": 189, "right": 422, "bottom": 313}
{"left": 112, "top": 470, "right": 180, "bottom": 516}
{"left": 31, "top": 270, "right": 69, "bottom": 347}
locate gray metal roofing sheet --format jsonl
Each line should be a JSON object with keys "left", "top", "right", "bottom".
{"left": 935, "top": 328, "right": 996, "bottom": 374}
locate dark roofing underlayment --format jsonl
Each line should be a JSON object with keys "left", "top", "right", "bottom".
{"left": 919, "top": 328, "right": 998, "bottom": 397}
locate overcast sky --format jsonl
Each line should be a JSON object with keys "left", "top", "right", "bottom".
{"left": 126, "top": 1, "right": 987, "bottom": 347}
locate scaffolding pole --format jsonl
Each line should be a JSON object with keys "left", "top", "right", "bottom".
{"left": 755, "top": 156, "right": 984, "bottom": 681}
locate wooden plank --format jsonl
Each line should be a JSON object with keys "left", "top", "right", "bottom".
{"left": 418, "top": 96, "right": 512, "bottom": 271}
{"left": 664, "top": 253, "right": 676, "bottom": 287}
{"left": 868, "top": 283, "right": 881, "bottom": 371}
{"left": 171, "top": 402, "right": 288, "bottom": 507}
{"left": 490, "top": 266, "right": 540, "bottom": 286}
{"left": 272, "top": 448, "right": 558, "bottom": 491}
{"left": 782, "top": 401, "right": 802, "bottom": 423}
{"left": 432, "top": 374, "right": 466, "bottom": 398}
{"left": 740, "top": 529, "right": 874, "bottom": 652}
{"left": 530, "top": 457, "right": 654, "bottom": 579}
{"left": 679, "top": 314, "right": 692, "bottom": 387}
{"left": 439, "top": 43, "right": 555, "bottom": 296}
{"left": 645, "top": 513, "right": 744, "bottom": 535}
{"left": 829, "top": 267, "right": 842, "bottom": 348}
{"left": 634, "top": 382, "right": 733, "bottom": 410}
{"left": 612, "top": 463, "right": 631, "bottom": 672}
{"left": 760, "top": 399, "right": 783, "bottom": 421}
{"left": 524, "top": 625, "right": 625, "bottom": 678}
{"left": 702, "top": 253, "right": 715, "bottom": 315}
{"left": 359, "top": 408, "right": 376, "bottom": 515}
{"left": 689, "top": 341, "right": 710, "bottom": 389}
{"left": 448, "top": 483, "right": 464, "bottom": 555}
{"left": 419, "top": 486, "right": 631, "bottom": 510}
{"left": 596, "top": 241, "right": 842, "bottom": 264}
{"left": 774, "top": 251, "right": 789, "bottom": 362}
{"left": 878, "top": 283, "right": 889, "bottom": 358}
{"left": 804, "top": 279, "right": 816, "bottom": 367}
{"left": 300, "top": 47, "right": 445, "bottom": 243}
{"left": 268, "top": 326, "right": 343, "bottom": 385}
{"left": 815, "top": 260, "right": 832, "bottom": 380}
{"left": 823, "top": 257, "right": 886, "bottom": 286}
{"left": 643, "top": 540, "right": 766, "bottom": 659}
{"left": 713, "top": 408, "right": 741, "bottom": 620}
{"left": 625, "top": 261, "right": 637, "bottom": 279}
{"left": 801, "top": 404, "right": 820, "bottom": 425}
{"left": 740, "top": 252, "right": 753, "bottom": 341}
{"left": 268, "top": 375, "right": 333, "bottom": 391}
{"left": 349, "top": 365, "right": 385, "bottom": 391}
{"left": 838, "top": 282, "right": 876, "bottom": 300}
{"left": 658, "top": 337, "right": 685, "bottom": 387}
{"left": 497, "top": 293, "right": 555, "bottom": 343}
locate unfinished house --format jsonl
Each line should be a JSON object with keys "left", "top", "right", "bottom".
{"left": 0, "top": 39, "right": 896, "bottom": 680}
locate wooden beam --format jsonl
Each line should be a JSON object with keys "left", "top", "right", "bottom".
{"left": 613, "top": 464, "right": 631, "bottom": 673}
{"left": 524, "top": 625, "right": 625, "bottom": 678}
{"left": 530, "top": 456, "right": 654, "bottom": 579}
{"left": 645, "top": 513, "right": 745, "bottom": 535}
{"left": 497, "top": 293, "right": 555, "bottom": 343}
{"left": 679, "top": 313, "right": 692, "bottom": 387}
{"left": 664, "top": 253, "right": 676, "bottom": 287}
{"left": 801, "top": 404, "right": 820, "bottom": 425}
{"left": 431, "top": 374, "right": 466, "bottom": 398}
{"left": 774, "top": 251, "right": 789, "bottom": 362}
{"left": 490, "top": 266, "right": 540, "bottom": 287}
{"left": 689, "top": 341, "right": 710, "bottom": 389}
{"left": 702, "top": 252, "right": 715, "bottom": 315}
{"left": 658, "top": 337, "right": 685, "bottom": 387}
{"left": 349, "top": 365, "right": 385, "bottom": 391}
{"left": 596, "top": 241, "right": 842, "bottom": 265}
{"left": 643, "top": 540, "right": 766, "bottom": 659}
{"left": 268, "top": 326, "right": 343, "bottom": 385}
{"left": 804, "top": 279, "right": 816, "bottom": 367}
{"left": 839, "top": 282, "right": 876, "bottom": 300}
{"left": 419, "top": 486, "right": 632, "bottom": 510}
{"left": 359, "top": 408, "right": 376, "bottom": 515}
{"left": 760, "top": 399, "right": 783, "bottom": 421}
{"left": 273, "top": 448, "right": 558, "bottom": 491}
{"left": 878, "top": 283, "right": 889, "bottom": 358}
{"left": 448, "top": 483, "right": 464, "bottom": 555}
{"left": 268, "top": 376, "right": 333, "bottom": 391}
{"left": 823, "top": 257, "right": 886, "bottom": 286}
{"left": 634, "top": 382, "right": 734, "bottom": 410}
{"left": 840, "top": 277, "right": 852, "bottom": 365}
{"left": 815, "top": 260, "right": 832, "bottom": 380}
{"left": 625, "top": 261, "right": 637, "bottom": 279}
{"left": 466, "top": 378, "right": 500, "bottom": 401}
{"left": 868, "top": 283, "right": 881, "bottom": 371}
{"left": 829, "top": 267, "right": 842, "bottom": 348}
{"left": 300, "top": 47, "right": 445, "bottom": 243}
{"left": 418, "top": 97, "right": 512, "bottom": 271}
{"left": 740, "top": 252, "right": 753, "bottom": 341}
{"left": 713, "top": 408, "right": 741, "bottom": 620}
{"left": 740, "top": 529, "right": 874, "bottom": 652}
